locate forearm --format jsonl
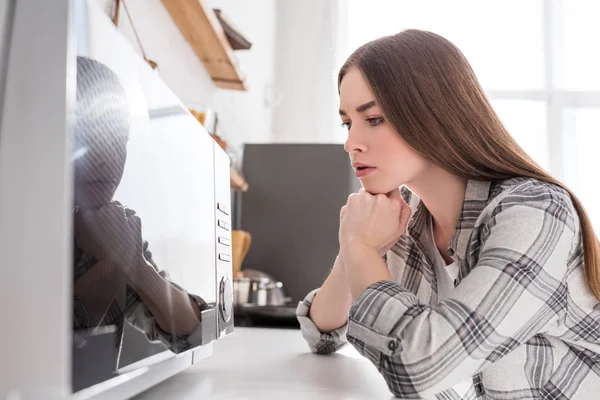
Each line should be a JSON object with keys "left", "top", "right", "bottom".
{"left": 128, "top": 261, "right": 201, "bottom": 336}
{"left": 308, "top": 256, "right": 353, "bottom": 333}
{"left": 340, "top": 242, "right": 391, "bottom": 300}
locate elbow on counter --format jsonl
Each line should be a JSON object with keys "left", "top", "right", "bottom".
{"left": 347, "top": 331, "right": 445, "bottom": 399}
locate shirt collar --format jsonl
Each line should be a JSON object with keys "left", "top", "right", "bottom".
{"left": 449, "top": 180, "right": 492, "bottom": 260}
{"left": 404, "top": 180, "right": 492, "bottom": 261}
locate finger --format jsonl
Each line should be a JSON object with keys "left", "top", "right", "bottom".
{"left": 358, "top": 188, "right": 377, "bottom": 202}
{"left": 102, "top": 202, "right": 120, "bottom": 211}
{"left": 375, "top": 193, "right": 388, "bottom": 200}
{"left": 347, "top": 192, "right": 360, "bottom": 204}
{"left": 106, "top": 205, "right": 127, "bottom": 222}
{"left": 128, "top": 214, "right": 142, "bottom": 236}
{"left": 339, "top": 205, "right": 347, "bottom": 220}
{"left": 359, "top": 188, "right": 376, "bottom": 197}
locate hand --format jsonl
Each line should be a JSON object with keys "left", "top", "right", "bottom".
{"left": 339, "top": 188, "right": 410, "bottom": 254}
{"left": 340, "top": 203, "right": 403, "bottom": 256}
{"left": 75, "top": 202, "right": 145, "bottom": 273}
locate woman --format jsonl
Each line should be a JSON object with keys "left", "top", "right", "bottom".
{"left": 296, "top": 30, "right": 600, "bottom": 399}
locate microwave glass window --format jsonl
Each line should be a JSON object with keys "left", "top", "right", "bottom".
{"left": 71, "top": 54, "right": 218, "bottom": 392}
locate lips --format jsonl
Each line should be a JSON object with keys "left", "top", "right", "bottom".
{"left": 352, "top": 162, "right": 370, "bottom": 169}
{"left": 352, "top": 162, "right": 376, "bottom": 178}
{"left": 355, "top": 167, "right": 375, "bottom": 178}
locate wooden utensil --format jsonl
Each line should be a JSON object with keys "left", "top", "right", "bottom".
{"left": 231, "top": 230, "right": 251, "bottom": 278}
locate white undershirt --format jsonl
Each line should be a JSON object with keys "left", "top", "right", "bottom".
{"left": 428, "top": 217, "right": 460, "bottom": 301}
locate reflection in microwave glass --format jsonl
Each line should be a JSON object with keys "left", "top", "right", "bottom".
{"left": 71, "top": 56, "right": 209, "bottom": 392}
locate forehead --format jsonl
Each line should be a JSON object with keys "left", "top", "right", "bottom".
{"left": 339, "top": 68, "right": 377, "bottom": 111}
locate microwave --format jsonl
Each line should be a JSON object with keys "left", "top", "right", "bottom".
{"left": 0, "top": 0, "right": 233, "bottom": 398}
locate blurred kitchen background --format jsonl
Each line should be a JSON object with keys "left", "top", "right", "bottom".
{"left": 96, "top": 0, "right": 600, "bottom": 328}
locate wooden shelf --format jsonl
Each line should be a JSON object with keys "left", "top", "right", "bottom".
{"left": 161, "top": 0, "right": 246, "bottom": 91}
{"left": 230, "top": 167, "right": 248, "bottom": 192}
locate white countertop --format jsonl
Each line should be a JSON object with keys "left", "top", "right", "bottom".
{"left": 134, "top": 327, "right": 394, "bottom": 399}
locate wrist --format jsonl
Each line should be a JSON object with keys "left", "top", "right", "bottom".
{"left": 340, "top": 242, "right": 391, "bottom": 301}
{"left": 340, "top": 241, "right": 380, "bottom": 267}
{"left": 126, "top": 258, "right": 154, "bottom": 292}
{"left": 340, "top": 239, "right": 378, "bottom": 258}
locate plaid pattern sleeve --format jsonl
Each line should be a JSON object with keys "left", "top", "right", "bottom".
{"left": 124, "top": 241, "right": 208, "bottom": 354}
{"left": 296, "top": 289, "right": 349, "bottom": 354}
{"left": 346, "top": 180, "right": 600, "bottom": 399}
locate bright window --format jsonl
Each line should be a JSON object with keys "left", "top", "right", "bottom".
{"left": 564, "top": 107, "right": 600, "bottom": 229}
{"left": 339, "top": 0, "right": 600, "bottom": 229}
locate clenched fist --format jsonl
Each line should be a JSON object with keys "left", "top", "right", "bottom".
{"left": 339, "top": 188, "right": 411, "bottom": 254}
{"left": 74, "top": 202, "right": 145, "bottom": 274}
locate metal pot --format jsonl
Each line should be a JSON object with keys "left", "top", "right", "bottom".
{"left": 233, "top": 269, "right": 290, "bottom": 306}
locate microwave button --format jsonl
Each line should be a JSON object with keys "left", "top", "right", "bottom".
{"left": 218, "top": 253, "right": 231, "bottom": 262}
{"left": 217, "top": 219, "right": 230, "bottom": 231}
{"left": 217, "top": 202, "right": 229, "bottom": 215}
{"left": 218, "top": 236, "right": 230, "bottom": 246}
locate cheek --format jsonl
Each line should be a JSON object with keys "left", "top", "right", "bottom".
{"left": 74, "top": 142, "right": 127, "bottom": 176}
{"left": 382, "top": 138, "right": 429, "bottom": 180}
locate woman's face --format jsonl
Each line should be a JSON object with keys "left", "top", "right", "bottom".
{"left": 339, "top": 67, "right": 431, "bottom": 194}
{"left": 73, "top": 57, "right": 131, "bottom": 211}
{"left": 73, "top": 130, "right": 128, "bottom": 210}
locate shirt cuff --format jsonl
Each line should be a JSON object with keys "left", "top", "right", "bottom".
{"left": 296, "top": 288, "right": 349, "bottom": 354}
{"left": 347, "top": 280, "right": 417, "bottom": 357}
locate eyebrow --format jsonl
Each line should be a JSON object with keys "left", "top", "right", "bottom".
{"left": 339, "top": 100, "right": 377, "bottom": 116}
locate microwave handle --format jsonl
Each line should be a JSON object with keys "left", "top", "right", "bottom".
{"left": 199, "top": 307, "right": 218, "bottom": 345}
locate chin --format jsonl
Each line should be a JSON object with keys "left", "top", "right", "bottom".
{"left": 75, "top": 190, "right": 116, "bottom": 210}
{"left": 360, "top": 179, "right": 400, "bottom": 195}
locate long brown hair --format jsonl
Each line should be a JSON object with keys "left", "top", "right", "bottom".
{"left": 339, "top": 29, "right": 600, "bottom": 301}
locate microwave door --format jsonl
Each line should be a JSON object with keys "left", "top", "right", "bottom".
{"left": 70, "top": 0, "right": 227, "bottom": 396}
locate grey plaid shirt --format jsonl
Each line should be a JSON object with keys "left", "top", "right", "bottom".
{"left": 297, "top": 178, "right": 600, "bottom": 399}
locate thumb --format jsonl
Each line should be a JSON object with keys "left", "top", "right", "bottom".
{"left": 339, "top": 205, "right": 347, "bottom": 221}
{"left": 128, "top": 214, "right": 142, "bottom": 236}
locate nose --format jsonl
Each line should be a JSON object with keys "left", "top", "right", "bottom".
{"left": 343, "top": 126, "right": 367, "bottom": 154}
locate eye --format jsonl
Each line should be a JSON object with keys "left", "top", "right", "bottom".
{"left": 366, "top": 117, "right": 385, "bottom": 126}
{"left": 341, "top": 121, "right": 352, "bottom": 130}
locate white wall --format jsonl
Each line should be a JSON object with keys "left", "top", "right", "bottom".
{"left": 93, "top": 0, "right": 276, "bottom": 148}
{"left": 93, "top": 0, "right": 345, "bottom": 146}
{"left": 271, "top": 0, "right": 343, "bottom": 143}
